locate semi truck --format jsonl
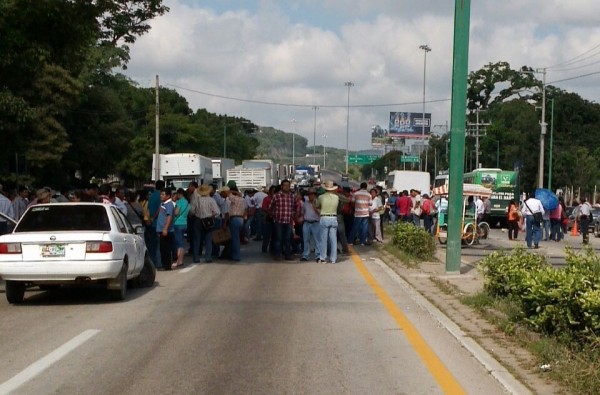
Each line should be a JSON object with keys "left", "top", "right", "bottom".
{"left": 386, "top": 170, "right": 431, "bottom": 195}
{"left": 151, "top": 153, "right": 213, "bottom": 189}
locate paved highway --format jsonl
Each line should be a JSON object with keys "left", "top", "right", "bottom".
{"left": 0, "top": 241, "right": 510, "bottom": 394}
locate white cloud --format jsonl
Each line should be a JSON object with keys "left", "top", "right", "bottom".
{"left": 123, "top": 0, "right": 600, "bottom": 151}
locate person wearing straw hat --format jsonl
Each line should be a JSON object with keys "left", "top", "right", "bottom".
{"left": 316, "top": 180, "right": 340, "bottom": 263}
{"left": 191, "top": 184, "right": 220, "bottom": 263}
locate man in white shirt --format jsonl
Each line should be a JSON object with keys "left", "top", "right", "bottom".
{"left": 577, "top": 197, "right": 592, "bottom": 245}
{"left": 521, "top": 192, "right": 545, "bottom": 249}
{"left": 475, "top": 197, "right": 485, "bottom": 223}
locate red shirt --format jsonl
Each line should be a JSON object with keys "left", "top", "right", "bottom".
{"left": 397, "top": 195, "right": 412, "bottom": 216}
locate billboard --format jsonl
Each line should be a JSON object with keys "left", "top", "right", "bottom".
{"left": 389, "top": 112, "right": 431, "bottom": 138}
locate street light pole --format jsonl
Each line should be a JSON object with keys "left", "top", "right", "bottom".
{"left": 419, "top": 44, "right": 431, "bottom": 172}
{"left": 344, "top": 81, "right": 354, "bottom": 175}
{"left": 539, "top": 68, "right": 547, "bottom": 189}
{"left": 548, "top": 98, "right": 555, "bottom": 191}
{"left": 313, "top": 106, "right": 318, "bottom": 165}
{"left": 323, "top": 134, "right": 327, "bottom": 169}
{"left": 291, "top": 119, "right": 297, "bottom": 168}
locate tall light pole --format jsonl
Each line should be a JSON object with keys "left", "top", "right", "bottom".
{"left": 322, "top": 134, "right": 327, "bottom": 168}
{"left": 419, "top": 44, "right": 431, "bottom": 173}
{"left": 344, "top": 81, "right": 354, "bottom": 175}
{"left": 548, "top": 98, "right": 555, "bottom": 190}
{"left": 291, "top": 118, "right": 297, "bottom": 168}
{"left": 313, "top": 106, "right": 318, "bottom": 165}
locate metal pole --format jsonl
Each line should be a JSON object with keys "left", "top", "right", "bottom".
{"left": 323, "top": 135, "right": 327, "bottom": 168}
{"left": 313, "top": 106, "right": 318, "bottom": 165}
{"left": 420, "top": 44, "right": 431, "bottom": 172}
{"left": 345, "top": 81, "right": 354, "bottom": 175}
{"left": 446, "top": 0, "right": 471, "bottom": 273}
{"left": 548, "top": 98, "right": 554, "bottom": 191}
{"left": 538, "top": 68, "right": 547, "bottom": 189}
{"left": 223, "top": 123, "right": 227, "bottom": 158}
{"left": 291, "top": 119, "right": 296, "bottom": 168}
{"left": 154, "top": 75, "right": 160, "bottom": 181}
{"left": 475, "top": 109, "right": 480, "bottom": 168}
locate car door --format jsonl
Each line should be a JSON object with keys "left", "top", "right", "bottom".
{"left": 111, "top": 207, "right": 139, "bottom": 275}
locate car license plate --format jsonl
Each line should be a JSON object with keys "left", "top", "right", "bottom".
{"left": 41, "top": 244, "right": 65, "bottom": 257}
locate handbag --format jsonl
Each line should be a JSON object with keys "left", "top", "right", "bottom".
{"left": 211, "top": 227, "right": 231, "bottom": 245}
{"left": 201, "top": 216, "right": 215, "bottom": 230}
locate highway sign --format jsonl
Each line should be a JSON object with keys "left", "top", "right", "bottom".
{"left": 400, "top": 155, "right": 420, "bottom": 163}
{"left": 348, "top": 154, "right": 380, "bottom": 165}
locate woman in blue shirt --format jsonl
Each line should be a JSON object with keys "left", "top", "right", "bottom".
{"left": 172, "top": 188, "right": 190, "bottom": 268}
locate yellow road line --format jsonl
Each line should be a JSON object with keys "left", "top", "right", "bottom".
{"left": 350, "top": 249, "right": 466, "bottom": 395}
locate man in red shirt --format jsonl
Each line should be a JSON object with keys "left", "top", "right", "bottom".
{"left": 396, "top": 190, "right": 412, "bottom": 222}
{"left": 268, "top": 180, "right": 295, "bottom": 260}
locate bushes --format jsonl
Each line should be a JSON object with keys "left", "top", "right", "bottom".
{"left": 390, "top": 222, "right": 436, "bottom": 260}
{"left": 479, "top": 247, "right": 600, "bottom": 342}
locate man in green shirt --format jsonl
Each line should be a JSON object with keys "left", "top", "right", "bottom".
{"left": 316, "top": 181, "right": 340, "bottom": 263}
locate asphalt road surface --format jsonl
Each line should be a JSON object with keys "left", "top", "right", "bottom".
{"left": 0, "top": 241, "right": 510, "bottom": 394}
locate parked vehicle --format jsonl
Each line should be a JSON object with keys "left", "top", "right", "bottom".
{"left": 152, "top": 153, "right": 213, "bottom": 189}
{"left": 211, "top": 158, "right": 235, "bottom": 189}
{"left": 386, "top": 170, "right": 431, "bottom": 196}
{"left": 0, "top": 203, "right": 155, "bottom": 304}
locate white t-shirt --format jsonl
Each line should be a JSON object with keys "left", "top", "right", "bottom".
{"left": 370, "top": 196, "right": 382, "bottom": 220}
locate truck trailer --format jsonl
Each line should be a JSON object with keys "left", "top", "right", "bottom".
{"left": 152, "top": 153, "right": 213, "bottom": 189}
{"left": 211, "top": 158, "right": 235, "bottom": 189}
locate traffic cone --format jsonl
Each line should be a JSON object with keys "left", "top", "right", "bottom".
{"left": 571, "top": 219, "right": 578, "bottom": 236}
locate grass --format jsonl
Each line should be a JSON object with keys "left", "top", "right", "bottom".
{"left": 462, "top": 291, "right": 600, "bottom": 394}
{"left": 383, "top": 241, "right": 422, "bottom": 268}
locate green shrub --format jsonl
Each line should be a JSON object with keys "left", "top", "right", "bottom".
{"left": 478, "top": 248, "right": 549, "bottom": 298}
{"left": 479, "top": 247, "right": 600, "bottom": 341}
{"left": 390, "top": 222, "right": 436, "bottom": 260}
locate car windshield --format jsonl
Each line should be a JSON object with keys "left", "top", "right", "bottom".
{"left": 16, "top": 205, "right": 111, "bottom": 232}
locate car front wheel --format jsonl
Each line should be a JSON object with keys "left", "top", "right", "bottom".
{"left": 6, "top": 281, "right": 26, "bottom": 304}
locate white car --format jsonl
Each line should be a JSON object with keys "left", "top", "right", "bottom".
{"left": 0, "top": 203, "right": 155, "bottom": 303}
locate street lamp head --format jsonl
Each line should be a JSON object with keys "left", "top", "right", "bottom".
{"left": 419, "top": 44, "right": 431, "bottom": 52}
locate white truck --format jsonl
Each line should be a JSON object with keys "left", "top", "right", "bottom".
{"left": 211, "top": 158, "right": 236, "bottom": 189}
{"left": 152, "top": 153, "right": 213, "bottom": 189}
{"left": 386, "top": 170, "right": 431, "bottom": 195}
{"left": 226, "top": 159, "right": 277, "bottom": 191}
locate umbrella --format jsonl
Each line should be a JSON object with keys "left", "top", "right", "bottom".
{"left": 534, "top": 188, "right": 559, "bottom": 211}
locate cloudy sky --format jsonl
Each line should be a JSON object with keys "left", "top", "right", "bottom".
{"left": 123, "top": 0, "right": 600, "bottom": 151}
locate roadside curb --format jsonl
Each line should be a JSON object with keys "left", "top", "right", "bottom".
{"left": 374, "top": 255, "right": 533, "bottom": 395}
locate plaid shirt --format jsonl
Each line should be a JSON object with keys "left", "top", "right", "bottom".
{"left": 269, "top": 191, "right": 295, "bottom": 224}
{"left": 228, "top": 194, "right": 246, "bottom": 217}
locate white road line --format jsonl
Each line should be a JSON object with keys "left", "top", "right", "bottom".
{"left": 0, "top": 329, "right": 101, "bottom": 395}
{"left": 179, "top": 264, "right": 197, "bottom": 274}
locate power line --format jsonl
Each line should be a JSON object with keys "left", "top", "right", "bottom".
{"left": 547, "top": 42, "right": 600, "bottom": 69}
{"left": 166, "top": 82, "right": 450, "bottom": 109}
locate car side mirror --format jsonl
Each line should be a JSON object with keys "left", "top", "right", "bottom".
{"left": 135, "top": 226, "right": 145, "bottom": 235}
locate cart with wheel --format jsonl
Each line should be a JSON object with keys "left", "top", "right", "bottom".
{"left": 433, "top": 183, "right": 492, "bottom": 246}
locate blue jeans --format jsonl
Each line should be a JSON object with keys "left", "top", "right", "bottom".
{"left": 273, "top": 222, "right": 293, "bottom": 258}
{"left": 145, "top": 226, "right": 160, "bottom": 268}
{"left": 193, "top": 218, "right": 214, "bottom": 262}
{"left": 319, "top": 216, "right": 338, "bottom": 263}
{"left": 550, "top": 218, "right": 562, "bottom": 241}
{"left": 542, "top": 219, "right": 551, "bottom": 241}
{"left": 302, "top": 221, "right": 321, "bottom": 259}
{"left": 254, "top": 208, "right": 265, "bottom": 239}
{"left": 349, "top": 216, "right": 369, "bottom": 245}
{"left": 244, "top": 215, "right": 254, "bottom": 240}
{"left": 229, "top": 216, "right": 244, "bottom": 261}
{"left": 525, "top": 215, "right": 541, "bottom": 247}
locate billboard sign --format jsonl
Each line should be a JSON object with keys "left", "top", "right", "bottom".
{"left": 389, "top": 112, "right": 431, "bottom": 138}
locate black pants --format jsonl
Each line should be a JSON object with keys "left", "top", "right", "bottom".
{"left": 159, "top": 232, "right": 173, "bottom": 270}
{"left": 581, "top": 217, "right": 590, "bottom": 244}
{"left": 508, "top": 220, "right": 519, "bottom": 240}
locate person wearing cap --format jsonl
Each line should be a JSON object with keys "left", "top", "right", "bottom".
{"left": 299, "top": 188, "right": 321, "bottom": 262}
{"left": 191, "top": 184, "right": 220, "bottom": 263}
{"left": 316, "top": 180, "right": 340, "bottom": 263}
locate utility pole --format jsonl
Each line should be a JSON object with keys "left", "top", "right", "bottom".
{"left": 291, "top": 119, "right": 297, "bottom": 168}
{"left": 539, "top": 68, "right": 547, "bottom": 189}
{"left": 313, "top": 106, "right": 318, "bottom": 165}
{"left": 467, "top": 109, "right": 490, "bottom": 170}
{"left": 154, "top": 75, "right": 160, "bottom": 181}
{"left": 419, "top": 44, "right": 431, "bottom": 173}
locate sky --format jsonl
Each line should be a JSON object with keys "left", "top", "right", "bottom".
{"left": 122, "top": 0, "right": 600, "bottom": 152}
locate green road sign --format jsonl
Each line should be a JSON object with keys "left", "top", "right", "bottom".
{"left": 348, "top": 154, "right": 380, "bottom": 165}
{"left": 400, "top": 155, "right": 420, "bottom": 163}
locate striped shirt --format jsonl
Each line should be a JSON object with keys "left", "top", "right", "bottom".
{"left": 197, "top": 196, "right": 220, "bottom": 219}
{"left": 228, "top": 194, "right": 246, "bottom": 217}
{"left": 352, "top": 189, "right": 372, "bottom": 218}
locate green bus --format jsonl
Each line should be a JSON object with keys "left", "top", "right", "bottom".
{"left": 463, "top": 168, "right": 519, "bottom": 226}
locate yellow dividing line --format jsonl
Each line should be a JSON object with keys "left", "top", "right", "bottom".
{"left": 350, "top": 250, "right": 466, "bottom": 395}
